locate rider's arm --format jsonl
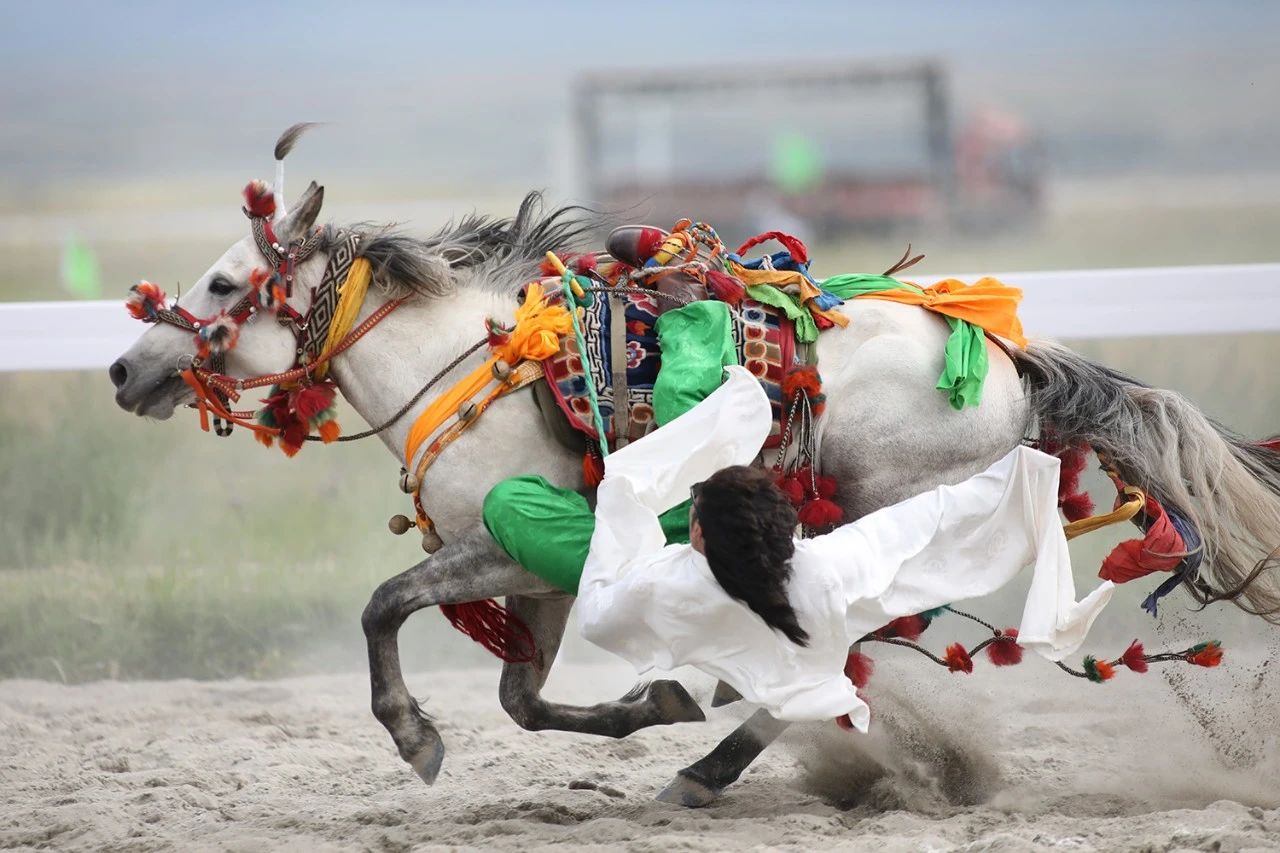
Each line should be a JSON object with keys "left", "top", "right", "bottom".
{"left": 576, "top": 366, "right": 771, "bottom": 646}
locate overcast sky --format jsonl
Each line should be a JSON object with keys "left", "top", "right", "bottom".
{"left": 3, "top": 0, "right": 1278, "bottom": 195}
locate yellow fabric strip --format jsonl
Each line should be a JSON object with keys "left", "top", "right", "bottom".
{"left": 314, "top": 257, "right": 372, "bottom": 380}
{"left": 402, "top": 282, "right": 571, "bottom": 467}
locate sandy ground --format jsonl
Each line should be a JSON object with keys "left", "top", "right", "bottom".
{"left": 3, "top": 648, "right": 1280, "bottom": 852}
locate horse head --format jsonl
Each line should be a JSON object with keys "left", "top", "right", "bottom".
{"left": 110, "top": 128, "right": 329, "bottom": 420}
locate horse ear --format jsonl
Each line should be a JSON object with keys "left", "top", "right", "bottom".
{"left": 276, "top": 181, "right": 324, "bottom": 241}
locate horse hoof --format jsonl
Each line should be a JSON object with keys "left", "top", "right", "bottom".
{"left": 647, "top": 680, "right": 706, "bottom": 725}
{"left": 655, "top": 772, "right": 720, "bottom": 808}
{"left": 408, "top": 742, "right": 444, "bottom": 785}
{"left": 710, "top": 681, "right": 742, "bottom": 707}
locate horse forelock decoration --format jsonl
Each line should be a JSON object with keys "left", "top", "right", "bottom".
{"left": 110, "top": 126, "right": 1280, "bottom": 807}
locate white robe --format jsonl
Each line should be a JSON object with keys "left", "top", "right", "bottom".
{"left": 577, "top": 366, "right": 1114, "bottom": 731}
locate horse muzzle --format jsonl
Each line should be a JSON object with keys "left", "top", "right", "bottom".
{"left": 109, "top": 358, "right": 191, "bottom": 419}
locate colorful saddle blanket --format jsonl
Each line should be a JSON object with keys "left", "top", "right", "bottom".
{"left": 541, "top": 289, "right": 796, "bottom": 448}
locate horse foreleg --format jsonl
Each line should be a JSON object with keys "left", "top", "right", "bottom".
{"left": 361, "top": 528, "right": 552, "bottom": 784}
{"left": 656, "top": 709, "right": 791, "bottom": 807}
{"left": 498, "top": 595, "right": 705, "bottom": 736}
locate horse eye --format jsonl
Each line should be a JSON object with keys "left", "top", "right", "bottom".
{"left": 208, "top": 276, "right": 238, "bottom": 297}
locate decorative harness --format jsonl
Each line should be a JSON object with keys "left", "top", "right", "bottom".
{"left": 126, "top": 184, "right": 403, "bottom": 451}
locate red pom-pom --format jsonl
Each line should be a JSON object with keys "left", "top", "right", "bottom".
{"left": 125, "top": 281, "right": 167, "bottom": 320}
{"left": 835, "top": 713, "right": 855, "bottom": 731}
{"left": 985, "top": 629, "right": 1023, "bottom": 666}
{"left": 783, "top": 367, "right": 825, "bottom": 416}
{"left": 1061, "top": 491, "right": 1095, "bottom": 522}
{"left": 944, "top": 643, "right": 974, "bottom": 674}
{"left": 1121, "top": 639, "right": 1148, "bottom": 673}
{"left": 844, "top": 651, "right": 874, "bottom": 688}
{"left": 1083, "top": 655, "right": 1116, "bottom": 682}
{"left": 293, "top": 383, "right": 336, "bottom": 422}
{"left": 777, "top": 476, "right": 806, "bottom": 507}
{"left": 880, "top": 614, "right": 928, "bottom": 641}
{"left": 814, "top": 475, "right": 838, "bottom": 500}
{"left": 798, "top": 498, "right": 844, "bottom": 529}
{"left": 243, "top": 179, "right": 276, "bottom": 218}
{"left": 317, "top": 419, "right": 340, "bottom": 443}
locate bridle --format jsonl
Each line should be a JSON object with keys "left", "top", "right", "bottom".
{"left": 127, "top": 203, "right": 403, "bottom": 446}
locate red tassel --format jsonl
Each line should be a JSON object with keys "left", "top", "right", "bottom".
{"left": 243, "top": 179, "right": 276, "bottom": 218}
{"left": 814, "top": 475, "right": 838, "bottom": 500}
{"left": 844, "top": 651, "right": 874, "bottom": 688}
{"left": 798, "top": 498, "right": 844, "bottom": 528}
{"left": 985, "top": 629, "right": 1023, "bottom": 666}
{"left": 1188, "top": 641, "right": 1223, "bottom": 668}
{"left": 705, "top": 269, "right": 746, "bottom": 304}
{"left": 583, "top": 451, "right": 605, "bottom": 487}
{"left": 1061, "top": 492, "right": 1095, "bottom": 523}
{"left": 1121, "top": 639, "right": 1148, "bottom": 673}
{"left": 835, "top": 714, "right": 855, "bottom": 731}
{"left": 439, "top": 600, "right": 535, "bottom": 663}
{"left": 879, "top": 614, "right": 928, "bottom": 641}
{"left": 944, "top": 643, "right": 974, "bottom": 674}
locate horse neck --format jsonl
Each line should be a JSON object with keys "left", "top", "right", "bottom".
{"left": 328, "top": 284, "right": 512, "bottom": 463}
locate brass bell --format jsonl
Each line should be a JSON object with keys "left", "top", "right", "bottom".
{"left": 492, "top": 359, "right": 511, "bottom": 381}
{"left": 421, "top": 527, "right": 444, "bottom": 554}
{"left": 399, "top": 470, "right": 419, "bottom": 494}
{"left": 458, "top": 401, "right": 478, "bottom": 422}
{"left": 388, "top": 514, "right": 414, "bottom": 535}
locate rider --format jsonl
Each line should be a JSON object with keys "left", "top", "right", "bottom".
{"left": 572, "top": 366, "right": 1115, "bottom": 731}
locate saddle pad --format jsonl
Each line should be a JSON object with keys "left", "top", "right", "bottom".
{"left": 542, "top": 288, "right": 795, "bottom": 448}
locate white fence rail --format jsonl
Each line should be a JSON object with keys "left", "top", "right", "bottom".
{"left": 1, "top": 263, "right": 1277, "bottom": 372}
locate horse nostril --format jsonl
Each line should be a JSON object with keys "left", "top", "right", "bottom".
{"left": 108, "top": 359, "right": 129, "bottom": 389}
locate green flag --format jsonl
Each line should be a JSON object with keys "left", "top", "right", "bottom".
{"left": 60, "top": 235, "right": 102, "bottom": 299}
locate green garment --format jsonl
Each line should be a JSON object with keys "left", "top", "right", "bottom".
{"left": 744, "top": 283, "right": 819, "bottom": 343}
{"left": 822, "top": 273, "right": 989, "bottom": 409}
{"left": 484, "top": 299, "right": 734, "bottom": 593}
{"left": 483, "top": 476, "right": 691, "bottom": 594}
{"left": 652, "top": 300, "right": 738, "bottom": 426}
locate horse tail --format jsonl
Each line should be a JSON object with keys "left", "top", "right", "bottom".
{"left": 1012, "top": 339, "right": 1280, "bottom": 621}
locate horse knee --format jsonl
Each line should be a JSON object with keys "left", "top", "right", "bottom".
{"left": 361, "top": 580, "right": 403, "bottom": 638}
{"left": 499, "top": 673, "right": 547, "bottom": 731}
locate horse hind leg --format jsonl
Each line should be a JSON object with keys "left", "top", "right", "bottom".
{"left": 656, "top": 709, "right": 791, "bottom": 807}
{"left": 498, "top": 594, "right": 705, "bottom": 737}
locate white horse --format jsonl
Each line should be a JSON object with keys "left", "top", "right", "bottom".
{"left": 111, "top": 177, "right": 1280, "bottom": 806}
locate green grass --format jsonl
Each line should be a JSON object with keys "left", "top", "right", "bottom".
{"left": 0, "top": 372, "right": 497, "bottom": 681}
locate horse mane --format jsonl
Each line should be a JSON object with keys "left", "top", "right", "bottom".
{"left": 330, "top": 191, "right": 600, "bottom": 299}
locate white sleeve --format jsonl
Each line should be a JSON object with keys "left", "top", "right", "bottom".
{"left": 577, "top": 366, "right": 772, "bottom": 648}
{"left": 580, "top": 365, "right": 771, "bottom": 590}
{"left": 800, "top": 446, "right": 1113, "bottom": 661}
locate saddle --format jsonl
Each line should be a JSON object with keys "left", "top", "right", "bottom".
{"left": 540, "top": 278, "right": 797, "bottom": 449}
